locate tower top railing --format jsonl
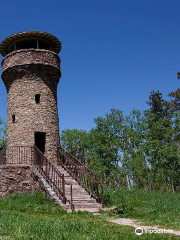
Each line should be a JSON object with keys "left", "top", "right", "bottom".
{"left": 0, "top": 31, "right": 61, "bottom": 57}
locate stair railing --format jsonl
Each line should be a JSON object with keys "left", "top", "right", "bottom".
{"left": 1, "top": 145, "right": 74, "bottom": 210}
{"left": 32, "top": 146, "right": 74, "bottom": 209}
{"left": 57, "top": 146, "right": 103, "bottom": 204}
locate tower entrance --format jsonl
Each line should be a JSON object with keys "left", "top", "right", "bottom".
{"left": 35, "top": 132, "right": 46, "bottom": 154}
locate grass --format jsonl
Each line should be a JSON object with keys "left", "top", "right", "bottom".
{"left": 0, "top": 190, "right": 179, "bottom": 239}
{"left": 102, "top": 188, "right": 180, "bottom": 230}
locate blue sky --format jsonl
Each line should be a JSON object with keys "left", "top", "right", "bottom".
{"left": 0, "top": 0, "right": 180, "bottom": 131}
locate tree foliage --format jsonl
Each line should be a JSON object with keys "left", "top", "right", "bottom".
{"left": 61, "top": 90, "right": 180, "bottom": 192}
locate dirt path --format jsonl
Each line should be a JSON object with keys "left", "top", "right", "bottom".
{"left": 108, "top": 218, "right": 180, "bottom": 236}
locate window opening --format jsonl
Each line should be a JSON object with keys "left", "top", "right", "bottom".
{"left": 35, "top": 94, "right": 40, "bottom": 104}
{"left": 12, "top": 115, "right": 15, "bottom": 123}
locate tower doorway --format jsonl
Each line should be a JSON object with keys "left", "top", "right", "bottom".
{"left": 35, "top": 132, "right": 46, "bottom": 154}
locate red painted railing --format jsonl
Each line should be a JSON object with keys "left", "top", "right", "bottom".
{"left": 57, "top": 146, "right": 104, "bottom": 204}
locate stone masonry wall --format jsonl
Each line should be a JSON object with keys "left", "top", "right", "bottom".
{"left": 0, "top": 165, "right": 40, "bottom": 197}
{"left": 1, "top": 49, "right": 60, "bottom": 72}
{"left": 1, "top": 50, "right": 61, "bottom": 163}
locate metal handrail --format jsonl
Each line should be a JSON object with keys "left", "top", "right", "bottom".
{"left": 32, "top": 146, "right": 66, "bottom": 203}
{"left": 33, "top": 146, "right": 75, "bottom": 209}
{"left": 57, "top": 146, "right": 103, "bottom": 204}
{"left": 6, "top": 146, "right": 32, "bottom": 164}
{"left": 62, "top": 148, "right": 96, "bottom": 175}
{"left": 3, "top": 145, "right": 74, "bottom": 209}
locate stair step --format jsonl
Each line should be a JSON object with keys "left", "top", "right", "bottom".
{"left": 71, "top": 198, "right": 97, "bottom": 201}
{"left": 65, "top": 189, "right": 88, "bottom": 192}
{"left": 64, "top": 203, "right": 101, "bottom": 210}
{"left": 66, "top": 192, "right": 90, "bottom": 195}
{"left": 65, "top": 207, "right": 100, "bottom": 213}
{"left": 66, "top": 194, "right": 89, "bottom": 197}
{"left": 72, "top": 203, "right": 101, "bottom": 208}
{"left": 73, "top": 208, "right": 100, "bottom": 213}
{"left": 65, "top": 189, "right": 87, "bottom": 192}
{"left": 66, "top": 195, "right": 92, "bottom": 199}
{"left": 65, "top": 187, "right": 87, "bottom": 191}
{"left": 37, "top": 160, "right": 101, "bottom": 213}
{"left": 66, "top": 192, "right": 88, "bottom": 195}
{"left": 71, "top": 200, "right": 97, "bottom": 204}
{"left": 65, "top": 181, "right": 79, "bottom": 185}
{"left": 66, "top": 195, "right": 90, "bottom": 199}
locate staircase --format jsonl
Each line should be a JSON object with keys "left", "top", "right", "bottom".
{"left": 0, "top": 146, "right": 103, "bottom": 213}
{"left": 33, "top": 146, "right": 103, "bottom": 213}
{"left": 56, "top": 165, "right": 102, "bottom": 212}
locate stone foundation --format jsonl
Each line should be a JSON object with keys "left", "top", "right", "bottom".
{"left": 0, "top": 165, "right": 40, "bottom": 197}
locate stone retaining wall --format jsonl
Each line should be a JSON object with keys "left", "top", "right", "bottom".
{"left": 0, "top": 165, "right": 40, "bottom": 197}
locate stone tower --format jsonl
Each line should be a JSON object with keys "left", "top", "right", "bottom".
{"left": 0, "top": 31, "right": 61, "bottom": 163}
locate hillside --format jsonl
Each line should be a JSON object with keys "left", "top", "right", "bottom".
{"left": 0, "top": 190, "right": 179, "bottom": 240}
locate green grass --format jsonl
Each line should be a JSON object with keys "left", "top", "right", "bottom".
{"left": 0, "top": 191, "right": 178, "bottom": 240}
{"left": 102, "top": 188, "right": 180, "bottom": 230}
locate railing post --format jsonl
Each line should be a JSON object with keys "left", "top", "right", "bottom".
{"left": 57, "top": 148, "right": 59, "bottom": 164}
{"left": 45, "top": 158, "right": 47, "bottom": 178}
{"left": 70, "top": 184, "right": 73, "bottom": 210}
{"left": 101, "top": 185, "right": 104, "bottom": 208}
{"left": 96, "top": 182, "right": 100, "bottom": 203}
{"left": 62, "top": 174, "right": 66, "bottom": 204}
{"left": 31, "top": 146, "right": 34, "bottom": 165}
{"left": 74, "top": 163, "right": 78, "bottom": 181}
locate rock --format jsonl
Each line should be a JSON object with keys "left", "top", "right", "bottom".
{"left": 20, "top": 180, "right": 32, "bottom": 187}
{"left": 6, "top": 176, "right": 16, "bottom": 181}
